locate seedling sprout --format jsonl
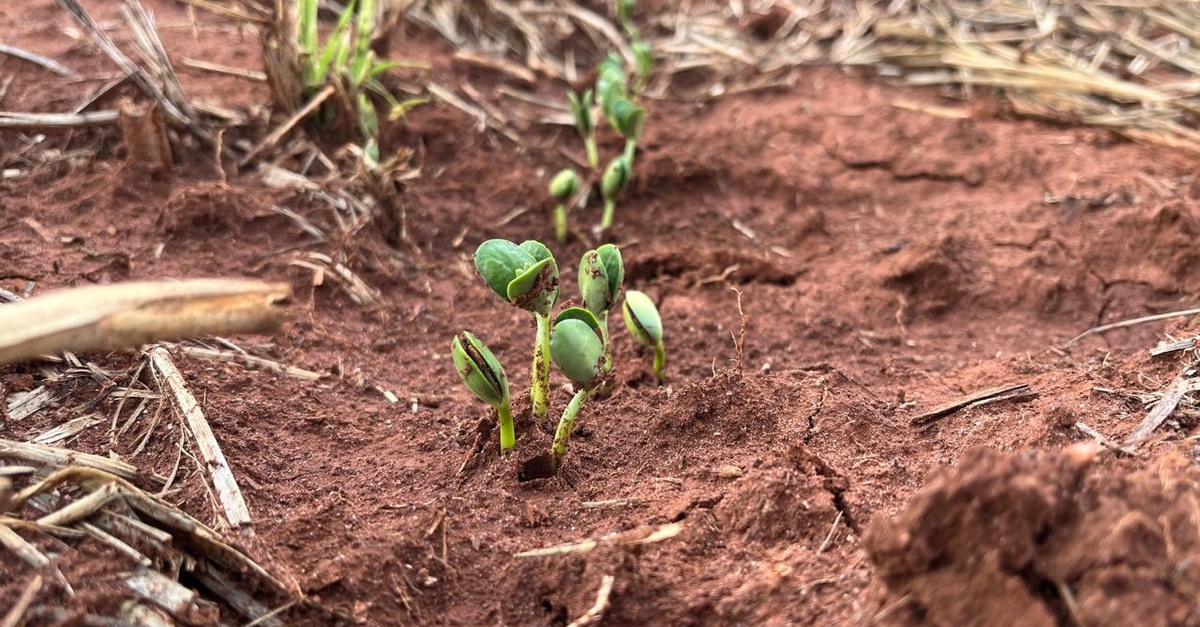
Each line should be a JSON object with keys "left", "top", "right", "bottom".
{"left": 549, "top": 168, "right": 580, "bottom": 244}
{"left": 567, "top": 90, "right": 599, "bottom": 169}
{"left": 578, "top": 244, "right": 624, "bottom": 371}
{"left": 549, "top": 308, "right": 607, "bottom": 468}
{"left": 473, "top": 239, "right": 560, "bottom": 423}
{"left": 451, "top": 332, "right": 514, "bottom": 453}
{"left": 623, "top": 290, "right": 666, "bottom": 384}
{"left": 600, "top": 156, "right": 630, "bottom": 235}
{"left": 607, "top": 98, "right": 645, "bottom": 168}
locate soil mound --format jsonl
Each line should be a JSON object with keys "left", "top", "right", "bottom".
{"left": 867, "top": 445, "right": 1200, "bottom": 627}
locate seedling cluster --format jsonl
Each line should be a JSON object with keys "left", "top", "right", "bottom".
{"left": 451, "top": 239, "right": 668, "bottom": 476}
{"left": 449, "top": 2, "right": 668, "bottom": 479}
{"left": 549, "top": 0, "right": 653, "bottom": 242}
{"left": 284, "top": 0, "right": 426, "bottom": 164}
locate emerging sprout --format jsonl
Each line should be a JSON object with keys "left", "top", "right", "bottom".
{"left": 599, "top": 157, "right": 630, "bottom": 235}
{"left": 451, "top": 332, "right": 514, "bottom": 453}
{"left": 578, "top": 244, "right": 624, "bottom": 371}
{"left": 595, "top": 53, "right": 628, "bottom": 117}
{"left": 623, "top": 290, "right": 666, "bottom": 384}
{"left": 549, "top": 169, "right": 579, "bottom": 244}
{"left": 547, "top": 307, "right": 607, "bottom": 471}
{"left": 607, "top": 98, "right": 645, "bottom": 168}
{"left": 567, "top": 89, "right": 598, "bottom": 169}
{"left": 474, "top": 239, "right": 560, "bottom": 423}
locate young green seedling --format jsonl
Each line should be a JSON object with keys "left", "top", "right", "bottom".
{"left": 595, "top": 53, "right": 628, "bottom": 118}
{"left": 623, "top": 290, "right": 666, "bottom": 384}
{"left": 578, "top": 244, "right": 624, "bottom": 371}
{"left": 549, "top": 308, "right": 607, "bottom": 467}
{"left": 451, "top": 332, "right": 514, "bottom": 454}
{"left": 607, "top": 97, "right": 645, "bottom": 168}
{"left": 599, "top": 156, "right": 630, "bottom": 236}
{"left": 549, "top": 169, "right": 579, "bottom": 244}
{"left": 474, "top": 239, "right": 560, "bottom": 423}
{"left": 567, "top": 90, "right": 599, "bottom": 169}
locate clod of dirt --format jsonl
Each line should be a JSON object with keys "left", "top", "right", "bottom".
{"left": 867, "top": 444, "right": 1200, "bottom": 626}
{"left": 880, "top": 235, "right": 978, "bottom": 316}
{"left": 715, "top": 444, "right": 847, "bottom": 546}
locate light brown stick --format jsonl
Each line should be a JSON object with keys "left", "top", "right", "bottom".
{"left": 149, "top": 347, "right": 253, "bottom": 533}
{"left": 0, "top": 574, "right": 43, "bottom": 627}
{"left": 0, "top": 279, "right": 290, "bottom": 366}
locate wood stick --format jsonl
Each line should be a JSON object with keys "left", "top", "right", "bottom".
{"left": 180, "top": 57, "right": 267, "bottom": 81}
{"left": 0, "top": 43, "right": 78, "bottom": 78}
{"left": 909, "top": 383, "right": 1033, "bottom": 427}
{"left": 1124, "top": 368, "right": 1200, "bottom": 448}
{"left": 0, "top": 279, "right": 290, "bottom": 366}
{"left": 0, "top": 110, "right": 119, "bottom": 127}
{"left": 149, "top": 346, "right": 253, "bottom": 533}
{"left": 81, "top": 521, "right": 152, "bottom": 567}
{"left": 0, "top": 523, "right": 73, "bottom": 595}
{"left": 38, "top": 481, "right": 119, "bottom": 527}
{"left": 238, "top": 84, "right": 334, "bottom": 167}
{"left": 1062, "top": 307, "right": 1200, "bottom": 348}
{"left": 125, "top": 567, "right": 219, "bottom": 625}
{"left": 55, "top": 0, "right": 190, "bottom": 126}
{"left": 0, "top": 574, "right": 43, "bottom": 627}
{"left": 0, "top": 438, "right": 144, "bottom": 482}
{"left": 516, "top": 522, "right": 683, "bottom": 558}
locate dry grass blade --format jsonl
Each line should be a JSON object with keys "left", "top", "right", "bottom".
{"left": 871, "top": 1, "right": 1200, "bottom": 153}
{"left": 0, "top": 279, "right": 291, "bottom": 366}
{"left": 55, "top": 0, "right": 191, "bottom": 127}
{"left": 1125, "top": 364, "right": 1200, "bottom": 448}
{"left": 515, "top": 522, "right": 683, "bottom": 558}
{"left": 0, "top": 438, "right": 145, "bottom": 482}
{"left": 178, "top": 345, "right": 323, "bottom": 381}
{"left": 0, "top": 43, "right": 78, "bottom": 78}
{"left": 1, "top": 574, "right": 42, "bottom": 627}
{"left": 149, "top": 346, "right": 253, "bottom": 533}
{"left": 0, "top": 110, "right": 120, "bottom": 127}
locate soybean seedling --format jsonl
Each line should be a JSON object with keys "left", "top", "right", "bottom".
{"left": 607, "top": 97, "right": 645, "bottom": 168}
{"left": 451, "top": 332, "right": 514, "bottom": 454}
{"left": 567, "top": 90, "right": 599, "bottom": 169}
{"left": 599, "top": 156, "right": 630, "bottom": 236}
{"left": 549, "top": 168, "right": 579, "bottom": 244}
{"left": 474, "top": 239, "right": 560, "bottom": 423}
{"left": 578, "top": 244, "right": 624, "bottom": 371}
{"left": 623, "top": 290, "right": 666, "bottom": 384}
{"left": 595, "top": 53, "right": 628, "bottom": 118}
{"left": 520, "top": 307, "right": 607, "bottom": 480}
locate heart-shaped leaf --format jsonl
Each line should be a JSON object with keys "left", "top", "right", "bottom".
{"left": 474, "top": 239, "right": 535, "bottom": 299}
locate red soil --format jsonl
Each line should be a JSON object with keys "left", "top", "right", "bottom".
{"left": 4, "top": 1, "right": 1200, "bottom": 625}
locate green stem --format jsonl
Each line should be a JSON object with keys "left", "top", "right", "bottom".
{"left": 554, "top": 203, "right": 568, "bottom": 244}
{"left": 623, "top": 139, "right": 637, "bottom": 170}
{"left": 585, "top": 135, "right": 599, "bottom": 170}
{"left": 653, "top": 340, "right": 666, "bottom": 385}
{"left": 600, "top": 313, "right": 612, "bottom": 372}
{"left": 496, "top": 400, "right": 515, "bottom": 454}
{"left": 601, "top": 198, "right": 616, "bottom": 232}
{"left": 552, "top": 387, "right": 594, "bottom": 462}
{"left": 531, "top": 313, "right": 551, "bottom": 423}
